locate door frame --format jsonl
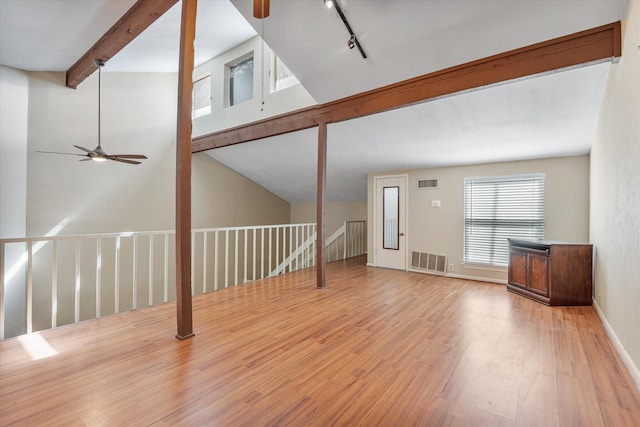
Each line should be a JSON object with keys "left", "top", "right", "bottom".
{"left": 372, "top": 174, "right": 409, "bottom": 270}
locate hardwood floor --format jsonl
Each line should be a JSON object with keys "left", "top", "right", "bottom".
{"left": 1, "top": 256, "right": 639, "bottom": 426}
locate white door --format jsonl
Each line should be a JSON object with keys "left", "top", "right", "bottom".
{"left": 375, "top": 176, "right": 407, "bottom": 270}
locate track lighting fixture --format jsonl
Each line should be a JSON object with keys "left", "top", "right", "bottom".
{"left": 324, "top": 0, "right": 367, "bottom": 58}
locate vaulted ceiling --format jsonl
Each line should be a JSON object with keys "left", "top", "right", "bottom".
{"left": 0, "top": 0, "right": 627, "bottom": 202}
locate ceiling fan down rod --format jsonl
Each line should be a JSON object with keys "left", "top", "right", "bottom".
{"left": 94, "top": 59, "right": 105, "bottom": 150}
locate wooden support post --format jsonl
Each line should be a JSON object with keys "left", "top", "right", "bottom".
{"left": 316, "top": 122, "right": 327, "bottom": 289}
{"left": 175, "top": 0, "right": 197, "bottom": 340}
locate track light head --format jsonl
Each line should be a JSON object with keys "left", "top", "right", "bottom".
{"left": 348, "top": 35, "right": 356, "bottom": 50}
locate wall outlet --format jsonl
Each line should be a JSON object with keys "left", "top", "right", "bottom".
{"left": 431, "top": 200, "right": 441, "bottom": 208}
{"left": 448, "top": 263, "right": 454, "bottom": 271}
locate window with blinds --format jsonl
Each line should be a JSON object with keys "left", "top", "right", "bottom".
{"left": 464, "top": 173, "right": 545, "bottom": 266}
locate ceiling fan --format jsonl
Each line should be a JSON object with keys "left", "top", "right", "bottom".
{"left": 37, "top": 59, "right": 148, "bottom": 165}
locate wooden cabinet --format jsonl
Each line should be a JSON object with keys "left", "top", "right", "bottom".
{"left": 507, "top": 239, "right": 593, "bottom": 306}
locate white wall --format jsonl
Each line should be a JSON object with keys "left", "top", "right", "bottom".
{"left": 590, "top": 0, "right": 640, "bottom": 388}
{"left": 191, "top": 36, "right": 317, "bottom": 138}
{"left": 0, "top": 65, "right": 29, "bottom": 337}
{"left": 27, "top": 71, "right": 179, "bottom": 236}
{"left": 0, "top": 65, "right": 28, "bottom": 239}
{"left": 368, "top": 156, "right": 591, "bottom": 282}
{"left": 192, "top": 152, "right": 290, "bottom": 228}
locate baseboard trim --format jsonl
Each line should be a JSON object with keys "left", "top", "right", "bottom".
{"left": 593, "top": 299, "right": 640, "bottom": 391}
{"left": 446, "top": 272, "right": 507, "bottom": 285}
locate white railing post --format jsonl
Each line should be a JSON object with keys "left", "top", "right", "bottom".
{"left": 344, "top": 222, "right": 348, "bottom": 259}
{"left": 163, "top": 233, "right": 169, "bottom": 303}
{"left": 243, "top": 229, "right": 248, "bottom": 283}
{"left": 52, "top": 241, "right": 58, "bottom": 329}
{"left": 133, "top": 235, "right": 138, "bottom": 310}
{"left": 269, "top": 227, "right": 273, "bottom": 276}
{"left": 0, "top": 242, "right": 4, "bottom": 340}
{"left": 27, "top": 241, "right": 33, "bottom": 334}
{"left": 203, "top": 231, "right": 208, "bottom": 293}
{"left": 148, "top": 234, "right": 153, "bottom": 307}
{"left": 274, "top": 229, "right": 280, "bottom": 277}
{"left": 75, "top": 239, "right": 81, "bottom": 323}
{"left": 213, "top": 231, "right": 219, "bottom": 291}
{"left": 224, "top": 230, "right": 229, "bottom": 288}
{"left": 295, "top": 226, "right": 299, "bottom": 271}
{"left": 252, "top": 229, "right": 256, "bottom": 281}
{"left": 191, "top": 231, "right": 195, "bottom": 295}
{"left": 261, "top": 228, "right": 265, "bottom": 279}
{"left": 114, "top": 236, "right": 120, "bottom": 314}
{"left": 96, "top": 238, "right": 101, "bottom": 318}
{"left": 234, "top": 229, "right": 239, "bottom": 287}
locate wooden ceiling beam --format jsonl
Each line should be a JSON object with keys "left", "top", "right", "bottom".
{"left": 65, "top": 0, "right": 178, "bottom": 88}
{"left": 192, "top": 106, "right": 320, "bottom": 152}
{"left": 192, "top": 21, "right": 621, "bottom": 151}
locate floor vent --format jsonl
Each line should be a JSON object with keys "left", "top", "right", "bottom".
{"left": 411, "top": 251, "right": 447, "bottom": 275}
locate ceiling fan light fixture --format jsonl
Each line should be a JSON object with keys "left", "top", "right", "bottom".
{"left": 92, "top": 156, "right": 107, "bottom": 163}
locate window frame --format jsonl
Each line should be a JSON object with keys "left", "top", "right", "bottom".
{"left": 192, "top": 73, "right": 212, "bottom": 119}
{"left": 463, "top": 173, "right": 545, "bottom": 267}
{"left": 227, "top": 53, "right": 254, "bottom": 107}
{"left": 271, "top": 53, "right": 300, "bottom": 93}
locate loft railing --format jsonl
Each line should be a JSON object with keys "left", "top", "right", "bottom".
{"left": 0, "top": 223, "right": 316, "bottom": 340}
{"left": 0, "top": 221, "right": 366, "bottom": 340}
{"left": 269, "top": 220, "right": 366, "bottom": 276}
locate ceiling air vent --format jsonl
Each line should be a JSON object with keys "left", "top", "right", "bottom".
{"left": 417, "top": 179, "right": 438, "bottom": 189}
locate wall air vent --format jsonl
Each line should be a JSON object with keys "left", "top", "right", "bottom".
{"left": 417, "top": 179, "right": 438, "bottom": 189}
{"left": 411, "top": 251, "right": 447, "bottom": 275}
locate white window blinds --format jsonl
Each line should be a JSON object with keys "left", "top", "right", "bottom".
{"left": 464, "top": 173, "right": 545, "bottom": 266}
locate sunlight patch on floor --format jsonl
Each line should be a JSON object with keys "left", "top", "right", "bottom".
{"left": 17, "top": 332, "right": 58, "bottom": 360}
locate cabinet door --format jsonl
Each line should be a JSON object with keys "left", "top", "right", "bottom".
{"left": 528, "top": 254, "right": 549, "bottom": 296}
{"left": 508, "top": 251, "right": 528, "bottom": 289}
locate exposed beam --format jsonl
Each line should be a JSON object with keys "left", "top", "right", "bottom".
{"left": 192, "top": 21, "right": 621, "bottom": 151}
{"left": 316, "top": 122, "right": 327, "bottom": 289}
{"left": 321, "top": 21, "right": 622, "bottom": 124}
{"left": 175, "top": 0, "right": 197, "bottom": 340}
{"left": 65, "top": 0, "right": 178, "bottom": 89}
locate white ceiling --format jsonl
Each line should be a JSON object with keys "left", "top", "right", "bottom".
{"left": 0, "top": 0, "right": 626, "bottom": 202}
{"left": 0, "top": 0, "right": 256, "bottom": 72}
{"left": 230, "top": 0, "right": 625, "bottom": 104}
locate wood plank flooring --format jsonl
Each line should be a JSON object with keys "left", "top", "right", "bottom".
{"left": 1, "top": 256, "right": 639, "bottom": 426}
